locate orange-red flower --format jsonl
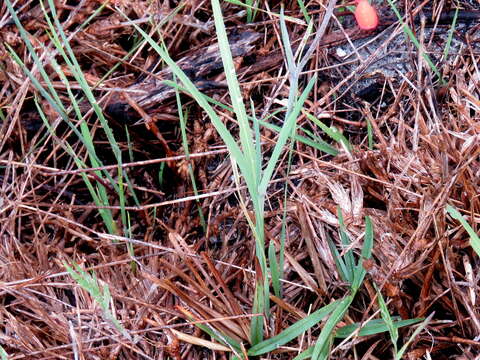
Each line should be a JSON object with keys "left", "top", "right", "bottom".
{"left": 354, "top": 0, "right": 379, "bottom": 30}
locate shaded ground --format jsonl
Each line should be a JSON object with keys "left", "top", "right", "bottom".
{"left": 0, "top": 0, "right": 479, "bottom": 359}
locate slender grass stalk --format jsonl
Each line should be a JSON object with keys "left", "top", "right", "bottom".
{"left": 335, "top": 317, "right": 422, "bottom": 338}
{"left": 163, "top": 80, "right": 338, "bottom": 155}
{"left": 211, "top": 0, "right": 269, "bottom": 343}
{"left": 375, "top": 285, "right": 399, "bottom": 354}
{"left": 385, "top": 0, "right": 445, "bottom": 84}
{"left": 395, "top": 313, "right": 434, "bottom": 360}
{"left": 309, "top": 216, "right": 373, "bottom": 359}
{"left": 174, "top": 78, "right": 207, "bottom": 232}
{"left": 447, "top": 205, "right": 480, "bottom": 257}
{"left": 245, "top": 0, "right": 254, "bottom": 22}
{"left": 303, "top": 111, "right": 352, "bottom": 152}
{"left": 443, "top": 8, "right": 459, "bottom": 60}
{"left": 292, "top": 317, "right": 422, "bottom": 359}
{"left": 158, "top": 162, "right": 166, "bottom": 188}
{"left": 248, "top": 300, "right": 340, "bottom": 356}
{"left": 117, "top": 0, "right": 337, "bottom": 348}
{"left": 0, "top": 345, "right": 7, "bottom": 360}
{"left": 64, "top": 262, "right": 132, "bottom": 341}
{"left": 297, "top": 0, "right": 311, "bottom": 22}
{"left": 367, "top": 119, "right": 374, "bottom": 149}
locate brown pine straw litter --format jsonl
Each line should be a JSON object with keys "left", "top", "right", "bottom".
{"left": 0, "top": 0, "right": 480, "bottom": 358}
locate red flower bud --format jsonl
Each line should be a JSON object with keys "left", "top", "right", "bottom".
{"left": 354, "top": 0, "right": 379, "bottom": 30}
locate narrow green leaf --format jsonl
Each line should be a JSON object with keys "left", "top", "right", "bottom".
{"left": 385, "top": 0, "right": 445, "bottom": 84}
{"left": 211, "top": 0, "right": 256, "bottom": 176}
{"left": 447, "top": 204, "right": 480, "bottom": 257}
{"left": 327, "top": 236, "right": 350, "bottom": 283}
{"left": 362, "top": 216, "right": 374, "bottom": 259}
{"left": 259, "top": 75, "right": 317, "bottom": 195}
{"left": 311, "top": 295, "right": 354, "bottom": 359}
{"left": 118, "top": 10, "right": 248, "bottom": 176}
{"left": 304, "top": 112, "right": 352, "bottom": 152}
{"left": 293, "top": 318, "right": 422, "bottom": 360}
{"left": 395, "top": 313, "right": 434, "bottom": 360}
{"left": 337, "top": 208, "right": 355, "bottom": 282}
{"left": 297, "top": 0, "right": 311, "bottom": 22}
{"left": 269, "top": 241, "right": 281, "bottom": 297}
{"left": 248, "top": 300, "right": 339, "bottom": 356}
{"left": 375, "top": 285, "right": 398, "bottom": 353}
{"left": 335, "top": 317, "right": 423, "bottom": 338}
{"left": 367, "top": 119, "right": 373, "bottom": 149}
{"left": 250, "top": 283, "right": 265, "bottom": 344}
{"left": 443, "top": 8, "right": 459, "bottom": 60}
{"left": 351, "top": 216, "right": 374, "bottom": 291}
{"left": 280, "top": 6, "right": 295, "bottom": 71}
{"left": 162, "top": 80, "right": 338, "bottom": 155}
{"left": 0, "top": 345, "right": 8, "bottom": 360}
{"left": 293, "top": 346, "right": 314, "bottom": 360}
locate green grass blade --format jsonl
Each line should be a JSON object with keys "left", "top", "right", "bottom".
{"left": 395, "top": 313, "right": 434, "bottom": 360}
{"left": 446, "top": 205, "right": 480, "bottom": 257}
{"left": 46, "top": 0, "right": 121, "bottom": 158}
{"left": 64, "top": 262, "right": 131, "bottom": 340}
{"left": 351, "top": 216, "right": 374, "bottom": 291}
{"left": 258, "top": 75, "right": 317, "bottom": 196}
{"left": 5, "top": 44, "right": 67, "bottom": 120}
{"left": 304, "top": 111, "right": 352, "bottom": 152}
{"left": 335, "top": 317, "right": 423, "bottom": 338}
{"left": 327, "top": 236, "right": 350, "bottom": 283}
{"left": 279, "top": 6, "right": 296, "bottom": 72}
{"left": 6, "top": 41, "right": 117, "bottom": 193}
{"left": 293, "top": 317, "right": 423, "bottom": 359}
{"left": 211, "top": 0, "right": 256, "bottom": 175}
{"left": 187, "top": 318, "right": 242, "bottom": 354}
{"left": 0, "top": 345, "right": 8, "bottom": 360}
{"left": 5, "top": 0, "right": 65, "bottom": 113}
{"left": 375, "top": 285, "right": 398, "bottom": 353}
{"left": 116, "top": 9, "right": 249, "bottom": 176}
{"left": 248, "top": 300, "right": 339, "bottom": 356}
{"left": 443, "top": 8, "right": 459, "bottom": 60}
{"left": 175, "top": 78, "right": 206, "bottom": 232}
{"left": 310, "top": 294, "right": 355, "bottom": 359}
{"left": 36, "top": 101, "right": 118, "bottom": 234}
{"left": 268, "top": 241, "right": 281, "bottom": 297}
{"left": 367, "top": 119, "right": 374, "bottom": 149}
{"left": 337, "top": 208, "right": 355, "bottom": 282}
{"left": 385, "top": 0, "right": 445, "bottom": 84}
{"left": 163, "top": 80, "right": 338, "bottom": 155}
{"left": 40, "top": 0, "right": 133, "bottom": 236}
{"left": 293, "top": 347, "right": 314, "bottom": 360}
{"left": 362, "top": 216, "right": 374, "bottom": 259}
{"left": 251, "top": 100, "right": 262, "bottom": 181}
{"left": 250, "top": 283, "right": 265, "bottom": 345}
{"left": 297, "top": 0, "right": 311, "bottom": 22}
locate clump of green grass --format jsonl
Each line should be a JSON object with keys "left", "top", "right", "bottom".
{"left": 5, "top": 0, "right": 432, "bottom": 357}
{"left": 115, "top": 0, "right": 428, "bottom": 357}
{"left": 64, "top": 262, "right": 132, "bottom": 341}
{"left": 5, "top": 0, "right": 130, "bottom": 237}
{"left": 117, "top": 0, "right": 338, "bottom": 347}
